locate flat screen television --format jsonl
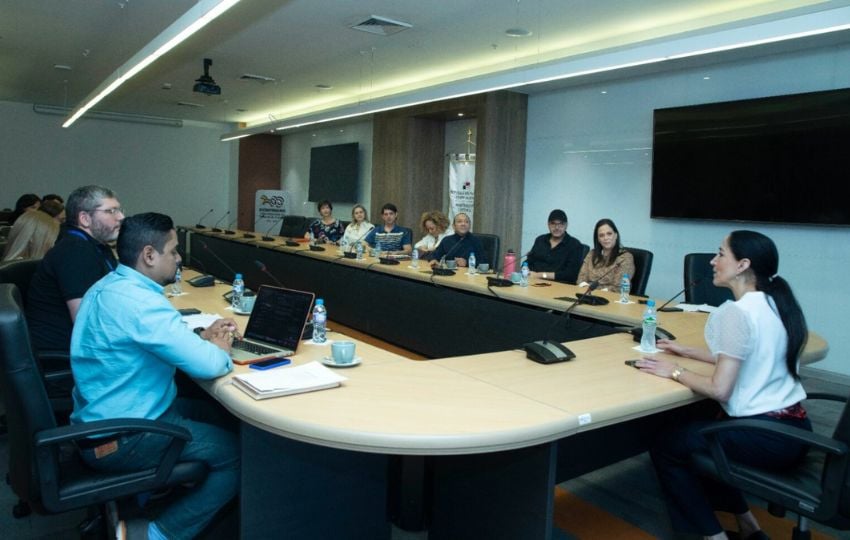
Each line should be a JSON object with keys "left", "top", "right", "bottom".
{"left": 308, "top": 142, "right": 359, "bottom": 203}
{"left": 651, "top": 88, "right": 850, "bottom": 226}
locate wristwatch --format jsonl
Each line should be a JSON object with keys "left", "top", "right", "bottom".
{"left": 671, "top": 367, "right": 685, "bottom": 381}
{"left": 542, "top": 272, "right": 548, "bottom": 280}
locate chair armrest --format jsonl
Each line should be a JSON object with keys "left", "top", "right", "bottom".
{"left": 42, "top": 368, "right": 72, "bottom": 384}
{"left": 805, "top": 392, "right": 848, "bottom": 404}
{"left": 700, "top": 419, "right": 847, "bottom": 456}
{"left": 35, "top": 418, "right": 193, "bottom": 487}
{"left": 37, "top": 349, "right": 70, "bottom": 363}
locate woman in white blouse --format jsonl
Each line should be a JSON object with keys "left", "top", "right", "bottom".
{"left": 635, "top": 230, "right": 810, "bottom": 540}
{"left": 413, "top": 211, "right": 452, "bottom": 260}
{"left": 340, "top": 204, "right": 374, "bottom": 250}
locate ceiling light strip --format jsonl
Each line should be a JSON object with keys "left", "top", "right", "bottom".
{"left": 63, "top": 0, "right": 240, "bottom": 128}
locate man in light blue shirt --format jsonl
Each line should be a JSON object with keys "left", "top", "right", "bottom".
{"left": 71, "top": 212, "right": 239, "bottom": 540}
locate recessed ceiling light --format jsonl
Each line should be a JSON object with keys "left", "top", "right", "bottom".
{"left": 600, "top": 90, "right": 607, "bottom": 94}
{"left": 457, "top": 112, "right": 464, "bottom": 117}
{"left": 161, "top": 82, "right": 172, "bottom": 90}
{"left": 505, "top": 28, "right": 532, "bottom": 38}
{"left": 315, "top": 84, "right": 333, "bottom": 90}
{"left": 703, "top": 76, "right": 711, "bottom": 80}
{"left": 53, "top": 64, "right": 72, "bottom": 71}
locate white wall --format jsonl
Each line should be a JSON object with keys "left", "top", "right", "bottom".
{"left": 280, "top": 120, "right": 373, "bottom": 222}
{"left": 0, "top": 101, "right": 237, "bottom": 227}
{"left": 523, "top": 44, "right": 850, "bottom": 378}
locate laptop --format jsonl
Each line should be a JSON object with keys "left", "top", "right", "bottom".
{"left": 230, "top": 285, "right": 315, "bottom": 364}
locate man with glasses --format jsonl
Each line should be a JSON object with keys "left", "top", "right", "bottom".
{"left": 27, "top": 185, "right": 125, "bottom": 353}
{"left": 526, "top": 209, "right": 584, "bottom": 284}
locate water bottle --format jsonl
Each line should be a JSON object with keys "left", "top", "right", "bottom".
{"left": 375, "top": 240, "right": 382, "bottom": 259}
{"left": 308, "top": 230, "right": 315, "bottom": 246}
{"left": 312, "top": 298, "right": 327, "bottom": 343}
{"left": 170, "top": 266, "right": 182, "bottom": 296}
{"left": 411, "top": 247, "right": 419, "bottom": 268}
{"left": 640, "top": 299, "right": 657, "bottom": 352}
{"left": 468, "top": 252, "right": 476, "bottom": 275}
{"left": 619, "top": 273, "right": 631, "bottom": 303}
{"left": 520, "top": 261, "right": 529, "bottom": 287}
{"left": 503, "top": 249, "right": 516, "bottom": 277}
{"left": 339, "top": 237, "right": 348, "bottom": 254}
{"left": 231, "top": 273, "right": 244, "bottom": 311}
{"left": 356, "top": 242, "right": 364, "bottom": 260}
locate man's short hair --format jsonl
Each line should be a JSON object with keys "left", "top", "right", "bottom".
{"left": 66, "top": 185, "right": 118, "bottom": 227}
{"left": 548, "top": 209, "right": 568, "bottom": 223}
{"left": 381, "top": 203, "right": 398, "bottom": 214}
{"left": 117, "top": 213, "right": 174, "bottom": 267}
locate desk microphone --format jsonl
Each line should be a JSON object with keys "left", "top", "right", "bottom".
{"left": 211, "top": 211, "right": 230, "bottom": 233}
{"left": 343, "top": 227, "right": 374, "bottom": 258}
{"left": 254, "top": 260, "right": 284, "bottom": 288}
{"left": 195, "top": 209, "right": 214, "bottom": 229}
{"left": 243, "top": 216, "right": 264, "bottom": 239}
{"left": 573, "top": 263, "right": 621, "bottom": 306}
{"left": 262, "top": 217, "right": 284, "bottom": 242}
{"left": 224, "top": 217, "right": 238, "bottom": 235}
{"left": 522, "top": 281, "right": 601, "bottom": 364}
{"left": 198, "top": 240, "right": 237, "bottom": 281}
{"left": 656, "top": 278, "right": 702, "bottom": 312}
{"left": 433, "top": 236, "right": 466, "bottom": 276}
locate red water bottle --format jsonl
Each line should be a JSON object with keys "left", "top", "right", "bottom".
{"left": 502, "top": 249, "right": 516, "bottom": 277}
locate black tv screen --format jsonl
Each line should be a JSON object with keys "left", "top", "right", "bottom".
{"left": 308, "top": 143, "right": 359, "bottom": 203}
{"left": 651, "top": 88, "right": 850, "bottom": 226}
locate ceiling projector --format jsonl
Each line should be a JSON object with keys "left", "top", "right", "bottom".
{"left": 193, "top": 58, "right": 221, "bottom": 95}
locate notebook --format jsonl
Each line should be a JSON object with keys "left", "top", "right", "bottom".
{"left": 232, "top": 361, "right": 347, "bottom": 400}
{"left": 230, "top": 285, "right": 315, "bottom": 364}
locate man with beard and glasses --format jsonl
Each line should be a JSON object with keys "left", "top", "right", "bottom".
{"left": 27, "top": 185, "right": 125, "bottom": 354}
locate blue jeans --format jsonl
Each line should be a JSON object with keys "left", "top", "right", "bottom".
{"left": 650, "top": 411, "right": 811, "bottom": 535}
{"left": 80, "top": 398, "right": 240, "bottom": 540}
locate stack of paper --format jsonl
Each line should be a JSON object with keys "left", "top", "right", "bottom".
{"left": 232, "top": 361, "right": 347, "bottom": 400}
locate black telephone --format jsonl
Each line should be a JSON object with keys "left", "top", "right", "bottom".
{"left": 187, "top": 274, "right": 215, "bottom": 287}
{"left": 523, "top": 340, "right": 576, "bottom": 364}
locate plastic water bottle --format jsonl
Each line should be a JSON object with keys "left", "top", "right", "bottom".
{"left": 170, "top": 266, "right": 182, "bottom": 296}
{"left": 231, "top": 273, "right": 244, "bottom": 311}
{"left": 640, "top": 299, "right": 657, "bottom": 352}
{"left": 375, "top": 240, "right": 382, "bottom": 259}
{"left": 520, "top": 261, "right": 529, "bottom": 287}
{"left": 339, "top": 237, "right": 348, "bottom": 254}
{"left": 468, "top": 252, "right": 477, "bottom": 275}
{"left": 356, "top": 242, "right": 364, "bottom": 260}
{"left": 619, "top": 273, "right": 631, "bottom": 303}
{"left": 312, "top": 298, "right": 327, "bottom": 343}
{"left": 503, "top": 250, "right": 516, "bottom": 277}
{"left": 308, "top": 230, "right": 315, "bottom": 246}
{"left": 411, "top": 247, "right": 419, "bottom": 268}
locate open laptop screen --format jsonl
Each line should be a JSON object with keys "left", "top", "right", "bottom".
{"left": 243, "top": 286, "right": 315, "bottom": 351}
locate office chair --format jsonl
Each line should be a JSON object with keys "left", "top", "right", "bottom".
{"left": 475, "top": 233, "right": 501, "bottom": 271}
{"left": 0, "top": 284, "right": 208, "bottom": 530}
{"left": 692, "top": 392, "right": 850, "bottom": 540}
{"left": 626, "top": 247, "right": 654, "bottom": 297}
{"left": 684, "top": 253, "right": 734, "bottom": 306}
{"left": 279, "top": 215, "right": 308, "bottom": 238}
{"left": 579, "top": 243, "right": 590, "bottom": 264}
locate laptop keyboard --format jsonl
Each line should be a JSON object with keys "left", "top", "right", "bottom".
{"left": 232, "top": 340, "right": 280, "bottom": 355}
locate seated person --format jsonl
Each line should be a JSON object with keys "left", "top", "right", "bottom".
{"left": 577, "top": 218, "right": 635, "bottom": 290}
{"left": 39, "top": 199, "right": 66, "bottom": 224}
{"left": 71, "top": 212, "right": 239, "bottom": 539}
{"left": 526, "top": 209, "right": 583, "bottom": 284}
{"left": 414, "top": 210, "right": 452, "bottom": 260}
{"left": 11, "top": 193, "right": 41, "bottom": 224}
{"left": 340, "top": 204, "right": 374, "bottom": 248}
{"left": 429, "top": 213, "right": 486, "bottom": 268}
{"left": 305, "top": 199, "right": 345, "bottom": 244}
{"left": 363, "top": 202, "right": 412, "bottom": 254}
{"left": 2, "top": 210, "right": 60, "bottom": 261}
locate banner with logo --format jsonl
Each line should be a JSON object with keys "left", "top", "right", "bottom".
{"left": 254, "top": 190, "right": 290, "bottom": 234}
{"left": 448, "top": 153, "right": 475, "bottom": 228}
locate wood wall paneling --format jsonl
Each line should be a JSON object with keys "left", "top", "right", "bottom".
{"left": 237, "top": 134, "right": 282, "bottom": 230}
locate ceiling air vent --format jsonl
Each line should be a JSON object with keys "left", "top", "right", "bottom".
{"left": 350, "top": 15, "right": 412, "bottom": 36}
{"left": 239, "top": 73, "right": 276, "bottom": 83}
{"left": 177, "top": 101, "right": 204, "bottom": 108}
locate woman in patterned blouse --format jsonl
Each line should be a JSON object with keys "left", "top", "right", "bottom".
{"left": 305, "top": 200, "right": 345, "bottom": 244}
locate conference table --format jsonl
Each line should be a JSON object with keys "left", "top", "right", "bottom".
{"left": 172, "top": 227, "right": 828, "bottom": 540}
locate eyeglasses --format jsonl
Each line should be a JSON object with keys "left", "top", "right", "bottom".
{"left": 548, "top": 221, "right": 566, "bottom": 228}
{"left": 92, "top": 207, "right": 124, "bottom": 216}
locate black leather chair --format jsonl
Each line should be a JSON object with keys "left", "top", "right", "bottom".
{"left": 692, "top": 392, "right": 850, "bottom": 539}
{"left": 476, "top": 233, "right": 500, "bottom": 271}
{"left": 625, "top": 247, "right": 653, "bottom": 297}
{"left": 0, "top": 284, "right": 207, "bottom": 526}
{"left": 579, "top": 243, "right": 590, "bottom": 264}
{"left": 279, "top": 215, "right": 308, "bottom": 238}
{"left": 0, "top": 258, "right": 40, "bottom": 304}
{"left": 684, "top": 253, "right": 734, "bottom": 306}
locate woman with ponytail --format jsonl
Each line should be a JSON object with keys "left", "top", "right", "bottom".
{"left": 635, "top": 230, "right": 810, "bottom": 540}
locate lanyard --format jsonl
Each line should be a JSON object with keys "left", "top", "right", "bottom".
{"left": 66, "top": 229, "right": 115, "bottom": 271}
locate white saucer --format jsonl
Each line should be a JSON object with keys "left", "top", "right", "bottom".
{"left": 233, "top": 309, "right": 252, "bottom": 316}
{"left": 321, "top": 356, "right": 362, "bottom": 368}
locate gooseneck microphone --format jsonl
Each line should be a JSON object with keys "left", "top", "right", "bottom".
{"left": 199, "top": 240, "right": 238, "bottom": 281}
{"left": 243, "top": 216, "right": 265, "bottom": 239}
{"left": 657, "top": 278, "right": 702, "bottom": 312}
{"left": 433, "top": 235, "right": 467, "bottom": 276}
{"left": 522, "top": 281, "right": 599, "bottom": 364}
{"left": 195, "top": 209, "right": 214, "bottom": 229}
{"left": 224, "top": 217, "right": 238, "bottom": 235}
{"left": 574, "top": 262, "right": 621, "bottom": 306}
{"left": 262, "top": 216, "right": 285, "bottom": 242}
{"left": 211, "top": 211, "right": 230, "bottom": 233}
{"left": 254, "top": 260, "right": 284, "bottom": 287}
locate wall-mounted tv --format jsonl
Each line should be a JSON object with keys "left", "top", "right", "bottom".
{"left": 308, "top": 142, "right": 359, "bottom": 203}
{"left": 651, "top": 88, "right": 850, "bottom": 226}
